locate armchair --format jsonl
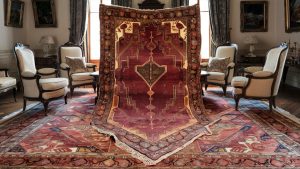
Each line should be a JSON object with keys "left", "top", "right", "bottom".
{"left": 201, "top": 43, "right": 238, "bottom": 95}
{"left": 0, "top": 68, "right": 17, "bottom": 102}
{"left": 231, "top": 43, "right": 288, "bottom": 112}
{"left": 14, "top": 43, "right": 69, "bottom": 115}
{"left": 58, "top": 42, "right": 97, "bottom": 96}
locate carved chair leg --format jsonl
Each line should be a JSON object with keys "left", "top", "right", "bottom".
{"left": 234, "top": 95, "right": 240, "bottom": 111}
{"left": 273, "top": 97, "right": 277, "bottom": 108}
{"left": 269, "top": 98, "right": 273, "bottom": 112}
{"left": 43, "top": 101, "right": 49, "bottom": 116}
{"left": 92, "top": 83, "right": 96, "bottom": 93}
{"left": 222, "top": 86, "right": 227, "bottom": 96}
{"left": 13, "top": 87, "right": 17, "bottom": 102}
{"left": 64, "top": 95, "right": 68, "bottom": 104}
{"left": 23, "top": 98, "right": 27, "bottom": 112}
{"left": 70, "top": 87, "right": 74, "bottom": 97}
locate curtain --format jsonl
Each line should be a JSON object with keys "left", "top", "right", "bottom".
{"left": 209, "top": 0, "right": 230, "bottom": 56}
{"left": 172, "top": 0, "right": 189, "bottom": 7}
{"left": 69, "top": 0, "right": 88, "bottom": 46}
{"left": 111, "top": 0, "right": 132, "bottom": 7}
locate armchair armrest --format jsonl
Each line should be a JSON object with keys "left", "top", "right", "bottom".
{"left": 227, "top": 62, "right": 235, "bottom": 69}
{"left": 38, "top": 68, "right": 58, "bottom": 77}
{"left": 86, "top": 63, "right": 97, "bottom": 72}
{"left": 0, "top": 68, "right": 9, "bottom": 77}
{"left": 244, "top": 66, "right": 263, "bottom": 74}
{"left": 246, "top": 71, "right": 273, "bottom": 79}
{"left": 60, "top": 63, "right": 70, "bottom": 70}
{"left": 21, "top": 71, "right": 36, "bottom": 78}
{"left": 200, "top": 62, "right": 208, "bottom": 68}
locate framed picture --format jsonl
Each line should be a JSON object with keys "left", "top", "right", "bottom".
{"left": 240, "top": 1, "right": 268, "bottom": 32}
{"left": 4, "top": 0, "right": 24, "bottom": 28}
{"left": 285, "top": 0, "right": 300, "bottom": 32}
{"left": 32, "top": 0, "right": 57, "bottom": 28}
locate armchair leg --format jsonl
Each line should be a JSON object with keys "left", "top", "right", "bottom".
{"left": 205, "top": 84, "right": 208, "bottom": 91}
{"left": 64, "top": 95, "right": 68, "bottom": 104}
{"left": 43, "top": 101, "right": 49, "bottom": 115}
{"left": 23, "top": 98, "right": 27, "bottom": 111}
{"left": 13, "top": 87, "right": 17, "bottom": 102}
{"left": 273, "top": 97, "right": 277, "bottom": 108}
{"left": 269, "top": 99, "right": 273, "bottom": 112}
{"left": 234, "top": 95, "right": 240, "bottom": 111}
{"left": 70, "top": 87, "right": 74, "bottom": 97}
{"left": 222, "top": 86, "right": 227, "bottom": 96}
{"left": 92, "top": 83, "right": 96, "bottom": 93}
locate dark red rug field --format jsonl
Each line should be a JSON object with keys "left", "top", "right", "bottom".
{"left": 0, "top": 89, "right": 299, "bottom": 168}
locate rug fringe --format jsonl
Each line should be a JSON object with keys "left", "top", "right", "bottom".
{"left": 92, "top": 119, "right": 220, "bottom": 165}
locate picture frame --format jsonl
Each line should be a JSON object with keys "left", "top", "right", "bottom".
{"left": 32, "top": 0, "right": 57, "bottom": 28}
{"left": 285, "top": 0, "right": 300, "bottom": 32}
{"left": 240, "top": 1, "right": 268, "bottom": 32}
{"left": 4, "top": 0, "right": 24, "bottom": 28}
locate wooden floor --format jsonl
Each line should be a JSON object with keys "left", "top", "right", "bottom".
{"left": 0, "top": 85, "right": 299, "bottom": 120}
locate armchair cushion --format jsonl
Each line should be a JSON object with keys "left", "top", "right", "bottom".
{"left": 38, "top": 68, "right": 56, "bottom": 74}
{"left": 207, "top": 57, "right": 230, "bottom": 73}
{"left": 42, "top": 87, "right": 68, "bottom": 100}
{"left": 0, "top": 77, "right": 16, "bottom": 89}
{"left": 231, "top": 76, "right": 248, "bottom": 88}
{"left": 40, "top": 78, "right": 68, "bottom": 90}
{"left": 252, "top": 71, "right": 273, "bottom": 77}
{"left": 244, "top": 66, "right": 263, "bottom": 74}
{"left": 207, "top": 72, "right": 225, "bottom": 81}
{"left": 66, "top": 56, "right": 87, "bottom": 73}
{"left": 71, "top": 72, "right": 94, "bottom": 81}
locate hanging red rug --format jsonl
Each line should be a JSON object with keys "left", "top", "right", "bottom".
{"left": 93, "top": 4, "right": 215, "bottom": 165}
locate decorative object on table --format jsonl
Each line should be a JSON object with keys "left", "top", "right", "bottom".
{"left": 201, "top": 43, "right": 238, "bottom": 95}
{"left": 39, "top": 36, "right": 55, "bottom": 57}
{"left": 285, "top": 0, "right": 300, "bottom": 32}
{"left": 244, "top": 36, "right": 258, "bottom": 57}
{"left": 93, "top": 4, "right": 212, "bottom": 165}
{"left": 240, "top": 1, "right": 268, "bottom": 32}
{"left": 58, "top": 42, "right": 97, "bottom": 96}
{"left": 232, "top": 43, "right": 288, "bottom": 112}
{"left": 4, "top": 0, "right": 24, "bottom": 28}
{"left": 14, "top": 43, "right": 69, "bottom": 114}
{"left": 0, "top": 68, "right": 17, "bottom": 102}
{"left": 32, "top": 0, "right": 57, "bottom": 28}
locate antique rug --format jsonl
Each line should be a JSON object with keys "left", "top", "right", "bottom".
{"left": 94, "top": 4, "right": 210, "bottom": 165}
{"left": 0, "top": 88, "right": 299, "bottom": 168}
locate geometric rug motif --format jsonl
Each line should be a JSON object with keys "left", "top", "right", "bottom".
{"left": 94, "top": 4, "right": 209, "bottom": 165}
{"left": 0, "top": 89, "right": 299, "bottom": 168}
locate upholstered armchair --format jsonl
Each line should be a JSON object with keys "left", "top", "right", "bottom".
{"left": 59, "top": 42, "right": 97, "bottom": 96}
{"left": 231, "top": 43, "right": 288, "bottom": 112}
{"left": 14, "top": 43, "right": 69, "bottom": 114}
{"left": 0, "top": 68, "right": 17, "bottom": 102}
{"left": 201, "top": 43, "right": 238, "bottom": 95}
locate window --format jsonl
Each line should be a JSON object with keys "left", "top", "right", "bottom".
{"left": 190, "top": 0, "right": 210, "bottom": 59}
{"left": 88, "top": 0, "right": 210, "bottom": 60}
{"left": 88, "top": 0, "right": 111, "bottom": 60}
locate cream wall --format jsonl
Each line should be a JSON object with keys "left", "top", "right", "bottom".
{"left": 22, "top": 0, "right": 70, "bottom": 49}
{"left": 230, "top": 0, "right": 300, "bottom": 51}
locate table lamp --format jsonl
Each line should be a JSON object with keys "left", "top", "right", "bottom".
{"left": 244, "top": 36, "right": 258, "bottom": 57}
{"left": 40, "top": 36, "right": 55, "bottom": 57}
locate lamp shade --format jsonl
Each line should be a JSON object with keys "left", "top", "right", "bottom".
{"left": 40, "top": 36, "right": 55, "bottom": 44}
{"left": 244, "top": 36, "right": 258, "bottom": 44}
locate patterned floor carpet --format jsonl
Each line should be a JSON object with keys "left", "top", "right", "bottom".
{"left": 0, "top": 89, "right": 299, "bottom": 168}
